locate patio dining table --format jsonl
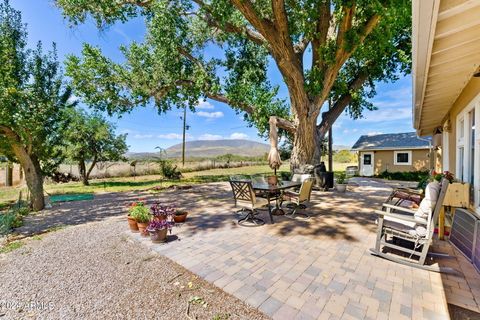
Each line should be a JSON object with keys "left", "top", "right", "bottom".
{"left": 252, "top": 180, "right": 302, "bottom": 223}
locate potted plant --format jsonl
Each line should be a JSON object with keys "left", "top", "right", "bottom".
{"left": 146, "top": 220, "right": 174, "bottom": 243}
{"left": 150, "top": 203, "right": 175, "bottom": 221}
{"left": 335, "top": 172, "right": 348, "bottom": 192}
{"left": 129, "top": 202, "right": 151, "bottom": 236}
{"left": 174, "top": 210, "right": 188, "bottom": 223}
{"left": 127, "top": 200, "right": 146, "bottom": 232}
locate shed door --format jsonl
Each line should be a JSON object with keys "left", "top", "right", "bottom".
{"left": 360, "top": 152, "right": 374, "bottom": 176}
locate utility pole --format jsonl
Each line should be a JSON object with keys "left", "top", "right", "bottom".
{"left": 181, "top": 106, "right": 187, "bottom": 166}
{"left": 328, "top": 99, "right": 333, "bottom": 172}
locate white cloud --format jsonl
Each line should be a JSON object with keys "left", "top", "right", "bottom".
{"left": 157, "top": 133, "right": 191, "bottom": 140}
{"left": 133, "top": 134, "right": 154, "bottom": 139}
{"left": 196, "top": 99, "right": 214, "bottom": 110}
{"left": 343, "top": 128, "right": 358, "bottom": 134}
{"left": 198, "top": 133, "right": 223, "bottom": 140}
{"left": 359, "top": 107, "right": 411, "bottom": 123}
{"left": 229, "top": 132, "right": 249, "bottom": 140}
{"left": 366, "top": 131, "right": 383, "bottom": 136}
{"left": 197, "top": 111, "right": 224, "bottom": 119}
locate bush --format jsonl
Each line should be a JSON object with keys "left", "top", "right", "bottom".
{"left": 376, "top": 170, "right": 429, "bottom": 182}
{"left": 159, "top": 160, "right": 182, "bottom": 179}
{"left": 0, "top": 205, "right": 29, "bottom": 235}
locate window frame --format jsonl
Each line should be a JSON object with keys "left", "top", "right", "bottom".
{"left": 393, "top": 150, "right": 412, "bottom": 166}
{"left": 455, "top": 96, "right": 480, "bottom": 214}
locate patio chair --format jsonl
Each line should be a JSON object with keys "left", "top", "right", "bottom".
{"left": 281, "top": 178, "right": 314, "bottom": 219}
{"left": 385, "top": 187, "right": 424, "bottom": 207}
{"left": 369, "top": 179, "right": 456, "bottom": 273}
{"left": 229, "top": 180, "right": 269, "bottom": 227}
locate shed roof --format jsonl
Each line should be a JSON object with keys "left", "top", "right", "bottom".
{"left": 351, "top": 132, "right": 431, "bottom": 151}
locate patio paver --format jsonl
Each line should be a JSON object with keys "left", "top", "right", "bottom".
{"left": 131, "top": 178, "right": 480, "bottom": 319}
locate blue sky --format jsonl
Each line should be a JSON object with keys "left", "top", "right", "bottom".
{"left": 14, "top": 0, "right": 414, "bottom": 152}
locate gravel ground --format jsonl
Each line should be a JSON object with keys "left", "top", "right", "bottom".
{"left": 0, "top": 216, "right": 269, "bottom": 320}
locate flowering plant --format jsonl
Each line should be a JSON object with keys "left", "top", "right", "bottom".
{"left": 150, "top": 203, "right": 176, "bottom": 218}
{"left": 146, "top": 219, "right": 174, "bottom": 232}
{"left": 432, "top": 171, "right": 454, "bottom": 184}
{"left": 128, "top": 201, "right": 151, "bottom": 223}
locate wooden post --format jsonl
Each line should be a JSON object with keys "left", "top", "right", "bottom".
{"left": 5, "top": 162, "right": 13, "bottom": 186}
{"left": 438, "top": 206, "right": 445, "bottom": 240}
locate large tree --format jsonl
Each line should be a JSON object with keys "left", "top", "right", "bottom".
{"left": 0, "top": 0, "right": 73, "bottom": 210}
{"left": 64, "top": 109, "right": 128, "bottom": 185}
{"left": 57, "top": 0, "right": 411, "bottom": 169}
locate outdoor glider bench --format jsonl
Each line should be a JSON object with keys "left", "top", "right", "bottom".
{"left": 370, "top": 178, "right": 457, "bottom": 273}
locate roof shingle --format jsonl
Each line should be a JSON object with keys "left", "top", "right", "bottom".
{"left": 351, "top": 132, "right": 431, "bottom": 150}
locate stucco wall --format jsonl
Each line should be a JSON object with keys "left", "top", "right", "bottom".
{"left": 441, "top": 78, "right": 480, "bottom": 176}
{"left": 359, "top": 149, "right": 430, "bottom": 175}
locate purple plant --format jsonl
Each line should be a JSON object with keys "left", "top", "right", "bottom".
{"left": 150, "top": 203, "right": 176, "bottom": 218}
{"left": 146, "top": 219, "right": 174, "bottom": 232}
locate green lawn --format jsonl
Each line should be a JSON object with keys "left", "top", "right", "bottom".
{"left": 0, "top": 162, "right": 356, "bottom": 207}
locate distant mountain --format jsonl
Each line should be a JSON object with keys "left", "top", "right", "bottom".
{"left": 165, "top": 139, "right": 270, "bottom": 158}
{"left": 126, "top": 139, "right": 271, "bottom": 160}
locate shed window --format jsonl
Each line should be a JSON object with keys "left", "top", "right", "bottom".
{"left": 394, "top": 151, "right": 412, "bottom": 165}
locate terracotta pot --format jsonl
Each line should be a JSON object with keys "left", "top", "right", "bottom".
{"left": 174, "top": 212, "right": 188, "bottom": 223}
{"left": 154, "top": 214, "right": 167, "bottom": 222}
{"left": 267, "top": 175, "right": 278, "bottom": 186}
{"left": 149, "top": 229, "right": 168, "bottom": 243}
{"left": 127, "top": 215, "right": 139, "bottom": 232}
{"left": 137, "top": 222, "right": 149, "bottom": 236}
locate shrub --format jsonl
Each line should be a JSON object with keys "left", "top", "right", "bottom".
{"left": 0, "top": 205, "right": 29, "bottom": 235}
{"left": 376, "top": 170, "right": 429, "bottom": 182}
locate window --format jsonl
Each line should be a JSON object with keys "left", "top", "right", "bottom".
{"left": 394, "top": 151, "right": 412, "bottom": 165}
{"left": 363, "top": 154, "right": 372, "bottom": 165}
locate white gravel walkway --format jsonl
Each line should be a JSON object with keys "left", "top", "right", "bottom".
{"left": 0, "top": 215, "right": 268, "bottom": 320}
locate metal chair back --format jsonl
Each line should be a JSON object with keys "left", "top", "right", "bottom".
{"left": 229, "top": 180, "right": 256, "bottom": 205}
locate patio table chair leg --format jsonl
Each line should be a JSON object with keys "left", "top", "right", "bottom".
{"left": 267, "top": 194, "right": 274, "bottom": 224}
{"left": 238, "top": 209, "right": 265, "bottom": 227}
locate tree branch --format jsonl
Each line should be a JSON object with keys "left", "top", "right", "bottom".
{"left": 230, "top": 0, "right": 275, "bottom": 37}
{"left": 205, "top": 93, "right": 255, "bottom": 115}
{"left": 312, "top": 13, "right": 380, "bottom": 115}
{"left": 316, "top": 71, "right": 369, "bottom": 139}
{"left": 269, "top": 116, "right": 296, "bottom": 134}
{"left": 312, "top": 0, "right": 330, "bottom": 68}
{"left": 192, "top": 0, "right": 268, "bottom": 47}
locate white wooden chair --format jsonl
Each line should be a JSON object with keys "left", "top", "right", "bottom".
{"left": 369, "top": 179, "right": 456, "bottom": 273}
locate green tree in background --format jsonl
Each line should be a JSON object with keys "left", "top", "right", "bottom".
{"left": 64, "top": 109, "right": 128, "bottom": 185}
{"left": 333, "top": 149, "right": 356, "bottom": 163}
{"left": 0, "top": 0, "right": 73, "bottom": 211}
{"left": 57, "top": 0, "right": 411, "bottom": 170}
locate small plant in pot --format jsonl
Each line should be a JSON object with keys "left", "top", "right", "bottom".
{"left": 174, "top": 210, "right": 188, "bottom": 223}
{"left": 146, "top": 220, "right": 174, "bottom": 243}
{"left": 150, "top": 203, "right": 175, "bottom": 221}
{"left": 129, "top": 202, "right": 151, "bottom": 236}
{"left": 335, "top": 172, "right": 348, "bottom": 193}
{"left": 127, "top": 200, "right": 147, "bottom": 232}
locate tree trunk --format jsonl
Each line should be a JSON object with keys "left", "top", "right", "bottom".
{"left": 78, "top": 159, "right": 89, "bottom": 186}
{"left": 1, "top": 126, "right": 45, "bottom": 211}
{"left": 290, "top": 114, "right": 321, "bottom": 172}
